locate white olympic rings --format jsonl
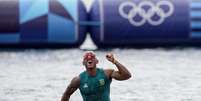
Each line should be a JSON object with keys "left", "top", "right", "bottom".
{"left": 119, "top": 0, "right": 174, "bottom": 26}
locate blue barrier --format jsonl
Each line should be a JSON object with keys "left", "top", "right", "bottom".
{"left": 1, "top": 0, "right": 201, "bottom": 48}
{"left": 89, "top": 0, "right": 201, "bottom": 47}
{"left": 0, "top": 0, "right": 87, "bottom": 47}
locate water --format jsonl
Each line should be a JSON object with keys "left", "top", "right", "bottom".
{"left": 0, "top": 48, "right": 201, "bottom": 101}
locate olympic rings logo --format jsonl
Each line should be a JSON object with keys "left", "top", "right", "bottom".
{"left": 119, "top": 0, "right": 174, "bottom": 26}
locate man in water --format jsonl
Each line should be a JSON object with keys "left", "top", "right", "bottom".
{"left": 61, "top": 51, "right": 131, "bottom": 101}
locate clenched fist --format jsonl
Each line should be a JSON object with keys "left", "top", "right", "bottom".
{"left": 106, "top": 53, "right": 116, "bottom": 64}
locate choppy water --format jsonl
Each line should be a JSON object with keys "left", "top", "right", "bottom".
{"left": 0, "top": 48, "right": 201, "bottom": 101}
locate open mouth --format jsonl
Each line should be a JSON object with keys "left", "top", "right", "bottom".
{"left": 88, "top": 61, "right": 92, "bottom": 64}
{"left": 87, "top": 61, "right": 92, "bottom": 65}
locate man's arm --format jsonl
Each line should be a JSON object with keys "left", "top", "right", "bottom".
{"left": 61, "top": 76, "right": 80, "bottom": 101}
{"left": 105, "top": 53, "right": 132, "bottom": 80}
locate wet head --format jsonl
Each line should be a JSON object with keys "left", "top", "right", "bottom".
{"left": 83, "top": 52, "right": 98, "bottom": 69}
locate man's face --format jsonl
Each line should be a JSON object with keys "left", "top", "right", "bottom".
{"left": 83, "top": 52, "right": 98, "bottom": 69}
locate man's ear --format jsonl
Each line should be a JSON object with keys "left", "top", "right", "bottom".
{"left": 83, "top": 60, "right": 86, "bottom": 65}
{"left": 95, "top": 59, "right": 99, "bottom": 64}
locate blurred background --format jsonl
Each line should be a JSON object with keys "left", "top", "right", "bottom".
{"left": 0, "top": 0, "right": 201, "bottom": 101}
{"left": 1, "top": 48, "right": 201, "bottom": 101}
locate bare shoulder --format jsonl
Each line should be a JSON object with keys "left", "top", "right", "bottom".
{"left": 70, "top": 76, "right": 80, "bottom": 87}
{"left": 103, "top": 69, "right": 114, "bottom": 79}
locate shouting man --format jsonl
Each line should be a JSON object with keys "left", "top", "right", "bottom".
{"left": 61, "top": 51, "right": 131, "bottom": 101}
